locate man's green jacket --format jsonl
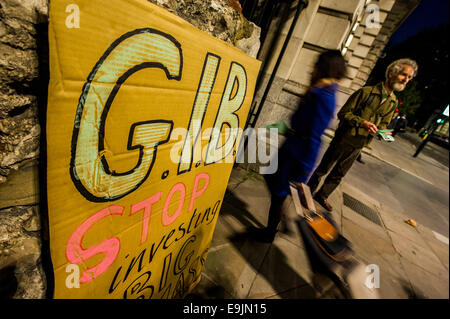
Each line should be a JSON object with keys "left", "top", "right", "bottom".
{"left": 336, "top": 82, "right": 398, "bottom": 148}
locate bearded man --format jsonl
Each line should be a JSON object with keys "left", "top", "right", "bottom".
{"left": 308, "top": 58, "right": 418, "bottom": 211}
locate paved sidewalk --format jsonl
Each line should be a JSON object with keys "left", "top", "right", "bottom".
{"left": 191, "top": 132, "right": 449, "bottom": 299}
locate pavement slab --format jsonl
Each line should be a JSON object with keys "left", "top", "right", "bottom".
{"left": 247, "top": 235, "right": 314, "bottom": 299}
{"left": 226, "top": 166, "right": 250, "bottom": 192}
{"left": 202, "top": 238, "right": 269, "bottom": 299}
{"left": 322, "top": 187, "right": 344, "bottom": 232}
{"left": 276, "top": 196, "right": 307, "bottom": 249}
{"left": 389, "top": 231, "right": 448, "bottom": 279}
{"left": 209, "top": 201, "right": 251, "bottom": 248}
{"left": 400, "top": 258, "right": 449, "bottom": 299}
{"left": 188, "top": 273, "right": 234, "bottom": 299}
{"left": 226, "top": 174, "right": 272, "bottom": 228}
{"left": 415, "top": 224, "right": 449, "bottom": 271}
{"left": 342, "top": 206, "right": 390, "bottom": 242}
{"left": 378, "top": 204, "right": 429, "bottom": 248}
{"left": 342, "top": 218, "right": 406, "bottom": 277}
{"left": 341, "top": 218, "right": 412, "bottom": 298}
{"left": 266, "top": 285, "right": 317, "bottom": 299}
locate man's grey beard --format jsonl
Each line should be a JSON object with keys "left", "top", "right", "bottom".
{"left": 392, "top": 81, "right": 406, "bottom": 92}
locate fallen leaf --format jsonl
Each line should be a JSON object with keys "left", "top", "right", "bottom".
{"left": 405, "top": 219, "right": 417, "bottom": 227}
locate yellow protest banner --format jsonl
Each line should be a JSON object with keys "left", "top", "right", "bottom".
{"left": 47, "top": 0, "right": 260, "bottom": 298}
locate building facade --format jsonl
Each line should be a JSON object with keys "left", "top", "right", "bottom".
{"left": 246, "top": 0, "right": 420, "bottom": 132}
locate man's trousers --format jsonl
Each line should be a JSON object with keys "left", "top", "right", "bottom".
{"left": 308, "top": 137, "right": 362, "bottom": 199}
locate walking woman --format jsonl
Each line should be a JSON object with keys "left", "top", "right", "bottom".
{"left": 253, "top": 50, "right": 347, "bottom": 242}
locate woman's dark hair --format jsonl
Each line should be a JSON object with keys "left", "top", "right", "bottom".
{"left": 311, "top": 50, "right": 347, "bottom": 84}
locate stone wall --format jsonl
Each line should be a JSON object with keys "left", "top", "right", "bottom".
{"left": 0, "top": 0, "right": 260, "bottom": 299}
{"left": 0, "top": 0, "right": 49, "bottom": 299}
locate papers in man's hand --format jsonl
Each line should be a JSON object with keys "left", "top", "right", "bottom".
{"left": 374, "top": 129, "right": 395, "bottom": 142}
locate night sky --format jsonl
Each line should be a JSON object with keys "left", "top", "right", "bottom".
{"left": 387, "top": 0, "right": 449, "bottom": 47}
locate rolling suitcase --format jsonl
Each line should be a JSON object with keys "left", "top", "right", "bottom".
{"left": 289, "top": 183, "right": 379, "bottom": 299}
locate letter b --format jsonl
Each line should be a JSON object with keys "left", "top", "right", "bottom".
{"left": 205, "top": 62, "right": 247, "bottom": 165}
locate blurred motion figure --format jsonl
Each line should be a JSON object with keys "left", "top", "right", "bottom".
{"left": 253, "top": 50, "right": 347, "bottom": 242}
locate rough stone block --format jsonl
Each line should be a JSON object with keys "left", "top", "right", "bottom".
{"left": 235, "top": 22, "right": 261, "bottom": 58}
{"left": 0, "top": 205, "right": 45, "bottom": 299}
{"left": 0, "top": 164, "right": 39, "bottom": 210}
